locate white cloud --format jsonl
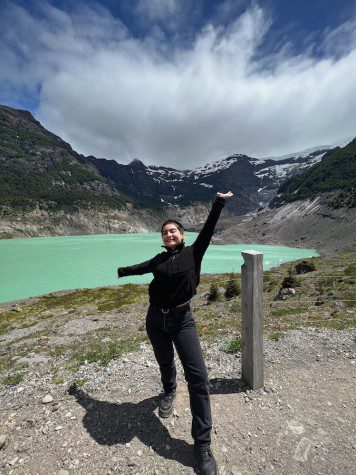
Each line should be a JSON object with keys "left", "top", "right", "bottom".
{"left": 135, "top": 0, "right": 180, "bottom": 22}
{"left": 0, "top": 1, "right": 355, "bottom": 169}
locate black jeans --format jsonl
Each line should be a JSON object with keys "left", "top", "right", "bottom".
{"left": 146, "top": 305, "right": 212, "bottom": 448}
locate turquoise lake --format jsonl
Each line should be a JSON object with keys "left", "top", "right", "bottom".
{"left": 0, "top": 232, "right": 319, "bottom": 304}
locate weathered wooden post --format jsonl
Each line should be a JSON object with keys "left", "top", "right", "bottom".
{"left": 241, "top": 250, "right": 264, "bottom": 389}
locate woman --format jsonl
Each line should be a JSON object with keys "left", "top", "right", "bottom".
{"left": 117, "top": 191, "right": 233, "bottom": 475}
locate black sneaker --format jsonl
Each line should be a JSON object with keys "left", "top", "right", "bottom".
{"left": 194, "top": 446, "right": 218, "bottom": 475}
{"left": 158, "top": 391, "right": 176, "bottom": 418}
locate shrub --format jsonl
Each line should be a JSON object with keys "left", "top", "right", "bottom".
{"left": 224, "top": 275, "right": 241, "bottom": 300}
{"left": 207, "top": 283, "right": 220, "bottom": 303}
{"left": 281, "top": 275, "right": 298, "bottom": 289}
{"left": 295, "top": 260, "right": 316, "bottom": 274}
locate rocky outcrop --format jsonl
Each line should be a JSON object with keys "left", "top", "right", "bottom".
{"left": 0, "top": 202, "right": 221, "bottom": 238}
{"left": 0, "top": 206, "right": 162, "bottom": 238}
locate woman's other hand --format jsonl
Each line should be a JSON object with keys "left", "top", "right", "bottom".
{"left": 217, "top": 191, "right": 234, "bottom": 200}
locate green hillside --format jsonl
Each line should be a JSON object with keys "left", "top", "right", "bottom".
{"left": 0, "top": 106, "right": 129, "bottom": 212}
{"left": 271, "top": 138, "right": 356, "bottom": 208}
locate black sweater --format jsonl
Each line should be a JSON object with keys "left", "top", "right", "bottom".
{"left": 117, "top": 196, "right": 226, "bottom": 308}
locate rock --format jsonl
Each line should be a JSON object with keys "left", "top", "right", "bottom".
{"left": 288, "top": 423, "right": 304, "bottom": 435}
{"left": 275, "top": 288, "right": 295, "bottom": 300}
{"left": 294, "top": 437, "right": 312, "bottom": 462}
{"left": 18, "top": 354, "right": 50, "bottom": 365}
{"left": 0, "top": 435, "right": 7, "bottom": 449}
{"left": 9, "top": 456, "right": 19, "bottom": 466}
{"left": 42, "top": 394, "right": 53, "bottom": 404}
{"left": 11, "top": 305, "right": 22, "bottom": 313}
{"left": 57, "top": 471, "right": 70, "bottom": 475}
{"left": 55, "top": 426, "right": 63, "bottom": 431}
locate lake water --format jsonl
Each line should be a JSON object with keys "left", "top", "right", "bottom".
{"left": 0, "top": 232, "right": 319, "bottom": 304}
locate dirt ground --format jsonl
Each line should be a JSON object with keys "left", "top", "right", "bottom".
{"left": 1, "top": 328, "right": 355, "bottom": 475}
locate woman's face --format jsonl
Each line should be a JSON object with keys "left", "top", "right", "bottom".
{"left": 162, "top": 223, "right": 184, "bottom": 250}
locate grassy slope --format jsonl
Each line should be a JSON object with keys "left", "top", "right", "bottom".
{"left": 1, "top": 248, "right": 355, "bottom": 386}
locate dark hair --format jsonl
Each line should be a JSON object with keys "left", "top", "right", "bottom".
{"left": 161, "top": 219, "right": 184, "bottom": 235}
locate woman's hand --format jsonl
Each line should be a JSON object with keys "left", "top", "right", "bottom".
{"left": 217, "top": 191, "right": 234, "bottom": 200}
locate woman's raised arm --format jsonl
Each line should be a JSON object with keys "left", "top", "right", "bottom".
{"left": 192, "top": 191, "right": 233, "bottom": 258}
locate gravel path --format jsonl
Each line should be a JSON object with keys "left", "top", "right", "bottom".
{"left": 1, "top": 328, "right": 355, "bottom": 474}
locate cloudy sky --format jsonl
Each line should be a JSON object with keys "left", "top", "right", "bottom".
{"left": 1, "top": 0, "right": 355, "bottom": 169}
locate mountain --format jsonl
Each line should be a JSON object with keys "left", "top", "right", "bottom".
{"left": 0, "top": 105, "right": 133, "bottom": 212}
{"left": 80, "top": 150, "right": 333, "bottom": 215}
{"left": 1, "top": 104, "right": 338, "bottom": 217}
{"left": 0, "top": 104, "right": 354, "bottom": 247}
{"left": 270, "top": 138, "right": 356, "bottom": 209}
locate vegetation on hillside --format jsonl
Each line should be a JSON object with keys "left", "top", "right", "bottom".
{"left": 271, "top": 138, "right": 356, "bottom": 208}
{"left": 0, "top": 107, "right": 129, "bottom": 212}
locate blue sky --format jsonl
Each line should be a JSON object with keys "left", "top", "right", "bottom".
{"left": 1, "top": 0, "right": 355, "bottom": 168}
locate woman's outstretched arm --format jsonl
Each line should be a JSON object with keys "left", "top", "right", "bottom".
{"left": 117, "top": 254, "right": 161, "bottom": 278}
{"left": 193, "top": 191, "right": 233, "bottom": 259}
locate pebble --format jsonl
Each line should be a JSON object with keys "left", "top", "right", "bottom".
{"left": 11, "top": 305, "right": 22, "bottom": 313}
{"left": 55, "top": 426, "right": 63, "bottom": 431}
{"left": 42, "top": 395, "right": 53, "bottom": 404}
{"left": 57, "top": 471, "right": 70, "bottom": 475}
{"left": 294, "top": 437, "right": 312, "bottom": 462}
{"left": 9, "top": 456, "right": 19, "bottom": 466}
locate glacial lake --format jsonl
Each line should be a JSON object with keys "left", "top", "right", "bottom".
{"left": 0, "top": 232, "right": 319, "bottom": 304}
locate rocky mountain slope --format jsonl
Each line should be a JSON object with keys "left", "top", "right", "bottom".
{"left": 218, "top": 192, "right": 356, "bottom": 255}
{"left": 80, "top": 148, "right": 333, "bottom": 215}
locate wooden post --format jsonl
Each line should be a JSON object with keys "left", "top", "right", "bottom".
{"left": 241, "top": 250, "right": 264, "bottom": 389}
